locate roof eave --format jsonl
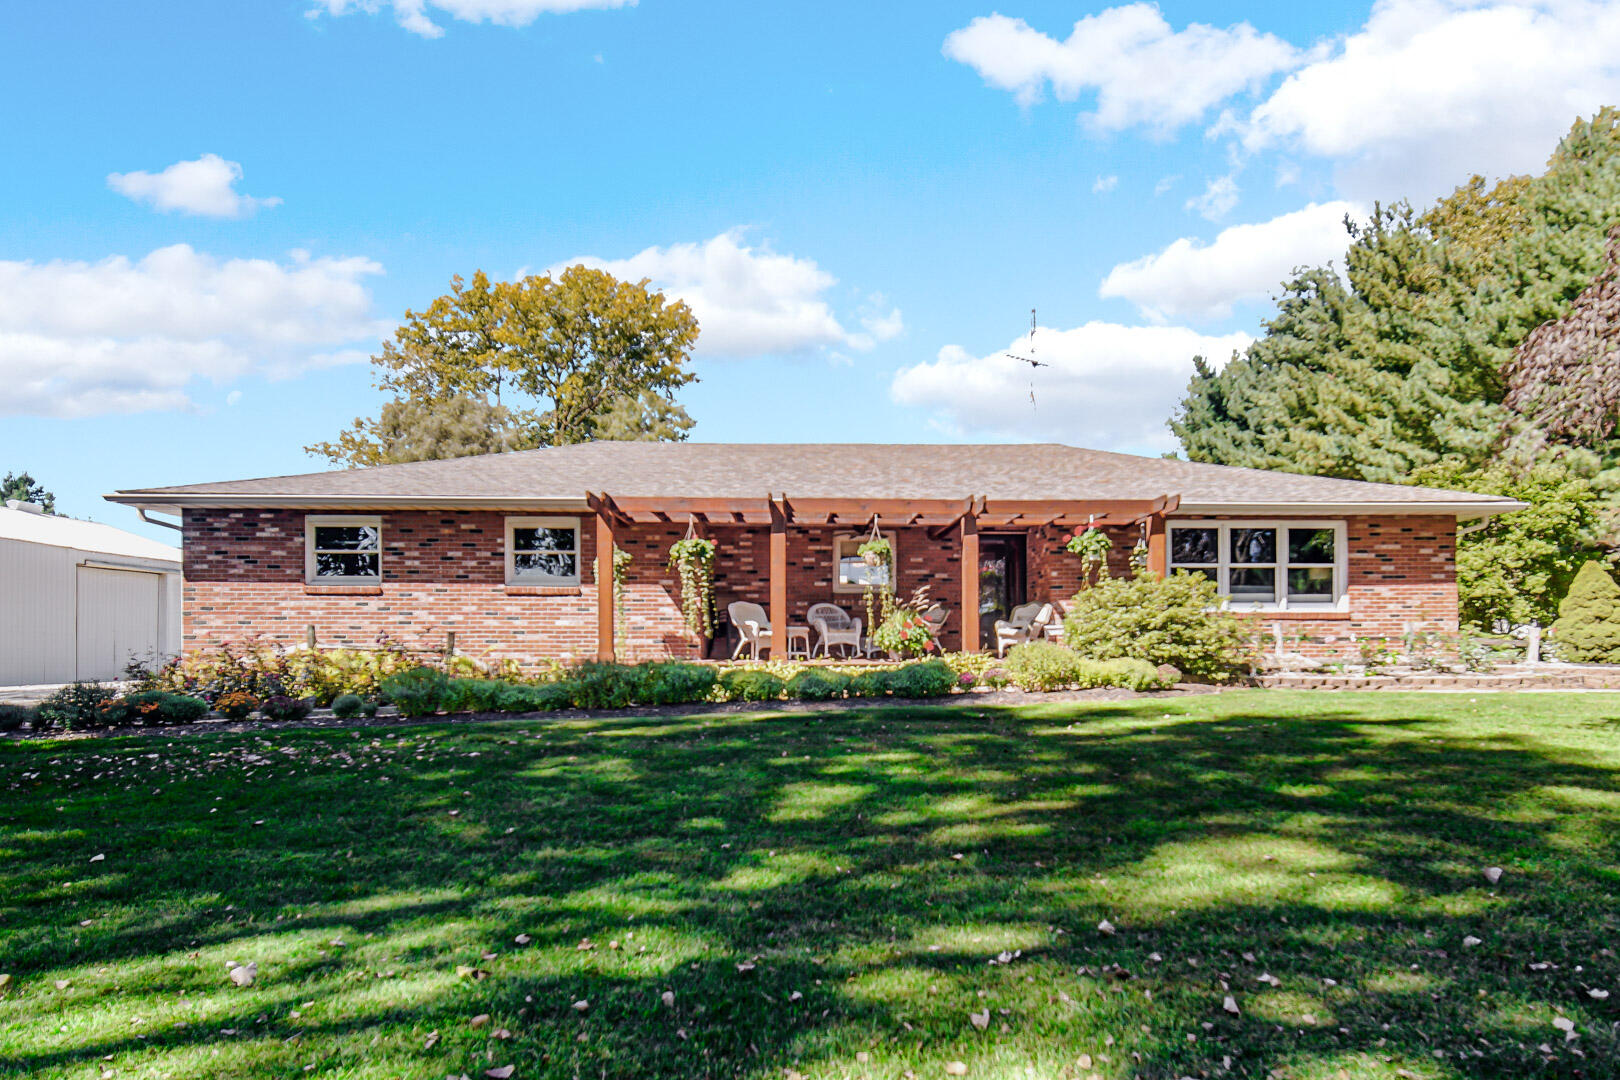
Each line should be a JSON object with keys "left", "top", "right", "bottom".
{"left": 105, "top": 493, "right": 592, "bottom": 512}
{"left": 1174, "top": 499, "right": 1529, "bottom": 520}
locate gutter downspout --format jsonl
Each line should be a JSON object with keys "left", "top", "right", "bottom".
{"left": 138, "top": 508, "right": 182, "bottom": 532}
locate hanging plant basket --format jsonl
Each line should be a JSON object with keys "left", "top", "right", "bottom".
{"left": 858, "top": 536, "right": 892, "bottom": 567}
{"left": 1064, "top": 524, "right": 1114, "bottom": 587}
{"left": 667, "top": 526, "right": 716, "bottom": 638}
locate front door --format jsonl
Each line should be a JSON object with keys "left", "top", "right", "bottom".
{"left": 977, "top": 535, "right": 1027, "bottom": 646}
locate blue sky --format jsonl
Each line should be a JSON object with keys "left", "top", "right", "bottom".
{"left": 5, "top": 0, "right": 1619, "bottom": 539}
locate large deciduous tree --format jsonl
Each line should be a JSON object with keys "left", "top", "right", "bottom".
{"left": 308, "top": 266, "right": 700, "bottom": 466}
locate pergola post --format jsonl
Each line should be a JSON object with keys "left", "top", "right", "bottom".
{"left": 960, "top": 509, "right": 980, "bottom": 652}
{"left": 595, "top": 509, "right": 616, "bottom": 662}
{"left": 769, "top": 497, "right": 788, "bottom": 658}
{"left": 1146, "top": 511, "right": 1168, "bottom": 577}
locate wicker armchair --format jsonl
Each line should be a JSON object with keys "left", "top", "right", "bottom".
{"left": 807, "top": 602, "right": 863, "bottom": 657}
{"left": 727, "top": 601, "right": 773, "bottom": 659}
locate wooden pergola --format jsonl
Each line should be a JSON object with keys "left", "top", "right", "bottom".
{"left": 584, "top": 492, "right": 1180, "bottom": 661}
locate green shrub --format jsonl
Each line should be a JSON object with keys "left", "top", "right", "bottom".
{"left": 330, "top": 693, "right": 364, "bottom": 719}
{"left": 1061, "top": 571, "right": 1253, "bottom": 682}
{"left": 885, "top": 659, "right": 956, "bottom": 698}
{"left": 720, "top": 669, "right": 786, "bottom": 702}
{"left": 1004, "top": 641, "right": 1083, "bottom": 691}
{"left": 442, "top": 678, "right": 507, "bottom": 714}
{"left": 261, "top": 695, "right": 312, "bottom": 723}
{"left": 635, "top": 663, "right": 718, "bottom": 706}
{"left": 1551, "top": 560, "right": 1620, "bottom": 662}
{"left": 380, "top": 667, "right": 450, "bottom": 717}
{"left": 35, "top": 682, "right": 117, "bottom": 731}
{"left": 139, "top": 693, "right": 208, "bottom": 725}
{"left": 361, "top": 698, "right": 380, "bottom": 718}
{"left": 0, "top": 703, "right": 35, "bottom": 731}
{"left": 848, "top": 669, "right": 895, "bottom": 698}
{"left": 569, "top": 663, "right": 641, "bottom": 710}
{"left": 786, "top": 668, "right": 851, "bottom": 701}
{"left": 1076, "top": 657, "right": 1170, "bottom": 692}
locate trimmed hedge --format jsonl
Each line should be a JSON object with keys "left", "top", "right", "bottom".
{"left": 1004, "top": 642, "right": 1171, "bottom": 692}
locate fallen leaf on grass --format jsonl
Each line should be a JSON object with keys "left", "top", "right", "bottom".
{"left": 514, "top": 934, "right": 531, "bottom": 946}
{"left": 661, "top": 990, "right": 675, "bottom": 1007}
{"left": 1097, "top": 919, "right": 1116, "bottom": 935}
{"left": 469, "top": 1014, "right": 490, "bottom": 1029}
{"left": 55, "top": 979, "right": 71, "bottom": 990}
{"left": 856, "top": 1051, "right": 871, "bottom": 1063}
{"left": 1222, "top": 996, "right": 1240, "bottom": 1015}
{"left": 228, "top": 963, "right": 257, "bottom": 987}
{"left": 484, "top": 1067, "right": 514, "bottom": 1079}
{"left": 423, "top": 1031, "right": 439, "bottom": 1050}
{"left": 492, "top": 1028, "right": 511, "bottom": 1040}
{"left": 90, "top": 854, "right": 105, "bottom": 863}
{"left": 969, "top": 1010, "right": 989, "bottom": 1031}
{"left": 1076, "top": 1053, "right": 1092, "bottom": 1069}
{"left": 1463, "top": 936, "right": 1483, "bottom": 948}
{"left": 945, "top": 1063, "right": 968, "bottom": 1076}
{"left": 735, "top": 962, "right": 756, "bottom": 974}
{"left": 1484, "top": 866, "right": 1503, "bottom": 885}
{"left": 572, "top": 999, "right": 589, "bottom": 1012}
{"left": 788, "top": 990, "right": 803, "bottom": 1002}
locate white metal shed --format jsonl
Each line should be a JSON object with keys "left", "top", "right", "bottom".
{"left": 0, "top": 500, "right": 181, "bottom": 685}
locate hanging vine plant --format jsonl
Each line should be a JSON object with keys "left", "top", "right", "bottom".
{"left": 857, "top": 521, "right": 896, "bottom": 631}
{"left": 1064, "top": 524, "right": 1114, "bottom": 587}
{"left": 613, "top": 545, "right": 632, "bottom": 646}
{"left": 667, "top": 523, "right": 716, "bottom": 638}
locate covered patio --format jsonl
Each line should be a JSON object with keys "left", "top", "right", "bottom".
{"left": 585, "top": 492, "right": 1180, "bottom": 660}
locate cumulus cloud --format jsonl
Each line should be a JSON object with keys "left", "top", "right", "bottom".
{"left": 1092, "top": 174, "right": 1119, "bottom": 194}
{"left": 942, "top": 4, "right": 1301, "bottom": 133}
{"left": 107, "top": 154, "right": 281, "bottom": 218}
{"left": 0, "top": 245, "right": 387, "bottom": 418}
{"left": 553, "top": 230, "right": 899, "bottom": 358}
{"left": 309, "top": 0, "right": 632, "bottom": 37}
{"left": 1239, "top": 0, "right": 1620, "bottom": 198}
{"left": 891, "top": 322, "right": 1251, "bottom": 452}
{"left": 1100, "top": 201, "right": 1363, "bottom": 321}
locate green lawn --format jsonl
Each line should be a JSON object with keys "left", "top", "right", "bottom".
{"left": 4, "top": 692, "right": 1619, "bottom": 1080}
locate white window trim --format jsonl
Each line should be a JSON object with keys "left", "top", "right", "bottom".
{"left": 505, "top": 515, "right": 582, "bottom": 587}
{"left": 1167, "top": 519, "right": 1348, "bottom": 612}
{"left": 832, "top": 532, "right": 896, "bottom": 595}
{"left": 305, "top": 515, "right": 382, "bottom": 585}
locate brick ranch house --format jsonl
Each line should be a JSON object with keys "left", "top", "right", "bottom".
{"left": 107, "top": 442, "right": 1524, "bottom": 664}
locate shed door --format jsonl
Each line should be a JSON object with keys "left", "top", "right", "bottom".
{"left": 75, "top": 566, "right": 162, "bottom": 682}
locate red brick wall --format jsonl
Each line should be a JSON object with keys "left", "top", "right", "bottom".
{"left": 1027, "top": 515, "right": 1457, "bottom": 657}
{"left": 181, "top": 509, "right": 1453, "bottom": 665}
{"left": 181, "top": 512, "right": 969, "bottom": 663}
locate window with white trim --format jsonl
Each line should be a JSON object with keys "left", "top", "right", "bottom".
{"left": 305, "top": 516, "right": 381, "bottom": 583}
{"left": 1168, "top": 521, "right": 1345, "bottom": 609}
{"left": 833, "top": 534, "right": 893, "bottom": 594}
{"left": 506, "top": 517, "right": 581, "bottom": 586}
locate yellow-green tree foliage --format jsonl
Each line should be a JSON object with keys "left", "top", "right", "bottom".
{"left": 308, "top": 266, "right": 699, "bottom": 466}
{"left": 1552, "top": 560, "right": 1620, "bottom": 662}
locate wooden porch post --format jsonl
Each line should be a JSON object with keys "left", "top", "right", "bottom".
{"left": 1146, "top": 511, "right": 1168, "bottom": 577}
{"left": 961, "top": 509, "right": 980, "bottom": 652}
{"left": 769, "top": 497, "right": 788, "bottom": 658}
{"left": 595, "top": 509, "right": 616, "bottom": 662}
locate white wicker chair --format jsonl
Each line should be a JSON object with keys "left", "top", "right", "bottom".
{"left": 994, "top": 602, "right": 1055, "bottom": 657}
{"left": 807, "top": 602, "right": 863, "bottom": 658}
{"left": 727, "top": 601, "right": 774, "bottom": 660}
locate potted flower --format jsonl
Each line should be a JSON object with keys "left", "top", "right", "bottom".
{"left": 871, "top": 608, "right": 937, "bottom": 659}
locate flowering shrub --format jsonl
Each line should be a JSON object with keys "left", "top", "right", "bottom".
{"left": 214, "top": 691, "right": 259, "bottom": 720}
{"left": 871, "top": 608, "right": 937, "bottom": 658}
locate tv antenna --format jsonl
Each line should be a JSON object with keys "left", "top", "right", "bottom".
{"left": 1003, "top": 308, "right": 1046, "bottom": 410}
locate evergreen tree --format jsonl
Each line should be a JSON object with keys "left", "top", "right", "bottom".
{"left": 1552, "top": 560, "right": 1620, "bottom": 662}
{"left": 1, "top": 472, "right": 56, "bottom": 513}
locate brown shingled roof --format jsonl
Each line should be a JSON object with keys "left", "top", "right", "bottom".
{"left": 107, "top": 442, "right": 1524, "bottom": 517}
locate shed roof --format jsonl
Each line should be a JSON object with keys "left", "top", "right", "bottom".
{"left": 107, "top": 442, "right": 1524, "bottom": 518}
{"left": 0, "top": 504, "right": 181, "bottom": 565}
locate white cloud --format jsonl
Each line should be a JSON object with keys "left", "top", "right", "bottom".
{"left": 0, "top": 245, "right": 387, "bottom": 418}
{"left": 107, "top": 154, "right": 281, "bottom": 218}
{"left": 942, "top": 5, "right": 1301, "bottom": 133}
{"left": 1239, "top": 0, "right": 1620, "bottom": 198}
{"left": 1092, "top": 174, "right": 1119, "bottom": 194}
{"left": 1154, "top": 175, "right": 1179, "bottom": 195}
{"left": 553, "top": 230, "right": 898, "bottom": 358}
{"left": 1099, "top": 201, "right": 1363, "bottom": 322}
{"left": 1185, "top": 174, "right": 1241, "bottom": 221}
{"left": 891, "top": 322, "right": 1251, "bottom": 452}
{"left": 310, "top": 0, "right": 632, "bottom": 38}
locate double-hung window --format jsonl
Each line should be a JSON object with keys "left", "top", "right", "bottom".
{"left": 306, "top": 516, "right": 382, "bottom": 583}
{"left": 505, "top": 517, "right": 581, "bottom": 586}
{"left": 1168, "top": 521, "right": 1344, "bottom": 610}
